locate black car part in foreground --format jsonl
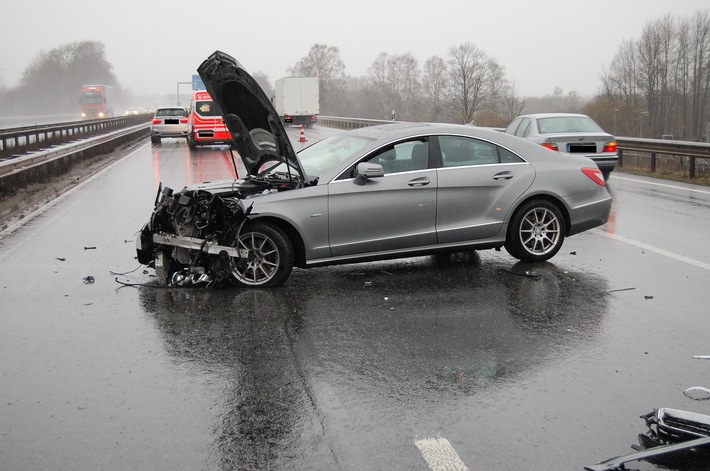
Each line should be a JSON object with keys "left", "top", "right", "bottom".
{"left": 585, "top": 408, "right": 710, "bottom": 471}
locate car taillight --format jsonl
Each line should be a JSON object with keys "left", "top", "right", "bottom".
{"left": 152, "top": 118, "right": 161, "bottom": 124}
{"left": 603, "top": 141, "right": 617, "bottom": 153}
{"left": 582, "top": 167, "right": 606, "bottom": 186}
{"left": 541, "top": 143, "right": 559, "bottom": 151}
{"left": 180, "top": 118, "right": 188, "bottom": 124}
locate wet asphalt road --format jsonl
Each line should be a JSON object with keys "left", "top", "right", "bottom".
{"left": 1, "top": 127, "right": 709, "bottom": 471}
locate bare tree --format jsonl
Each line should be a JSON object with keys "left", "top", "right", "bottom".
{"left": 365, "top": 52, "right": 392, "bottom": 119}
{"left": 637, "top": 14, "right": 678, "bottom": 137}
{"left": 499, "top": 79, "right": 525, "bottom": 124}
{"left": 288, "top": 44, "right": 346, "bottom": 114}
{"left": 363, "top": 52, "right": 421, "bottom": 120}
{"left": 251, "top": 71, "right": 274, "bottom": 100}
{"left": 446, "top": 42, "right": 498, "bottom": 123}
{"left": 421, "top": 55, "right": 448, "bottom": 122}
{"left": 600, "top": 38, "right": 644, "bottom": 136}
{"left": 687, "top": 11, "right": 710, "bottom": 139}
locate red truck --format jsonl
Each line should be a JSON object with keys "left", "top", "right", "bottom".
{"left": 187, "top": 90, "right": 233, "bottom": 149}
{"left": 80, "top": 85, "right": 114, "bottom": 119}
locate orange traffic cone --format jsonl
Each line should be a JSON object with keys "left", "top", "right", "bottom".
{"left": 299, "top": 124, "right": 307, "bottom": 142}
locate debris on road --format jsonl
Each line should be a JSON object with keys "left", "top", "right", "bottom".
{"left": 606, "top": 287, "right": 636, "bottom": 293}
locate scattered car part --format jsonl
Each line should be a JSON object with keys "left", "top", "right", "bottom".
{"left": 586, "top": 408, "right": 710, "bottom": 471}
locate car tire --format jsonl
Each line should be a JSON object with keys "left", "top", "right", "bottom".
{"left": 151, "top": 136, "right": 161, "bottom": 144}
{"left": 187, "top": 135, "right": 197, "bottom": 150}
{"left": 229, "top": 221, "right": 294, "bottom": 287}
{"left": 504, "top": 199, "right": 565, "bottom": 262}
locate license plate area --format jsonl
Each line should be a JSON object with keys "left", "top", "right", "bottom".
{"left": 567, "top": 143, "right": 597, "bottom": 153}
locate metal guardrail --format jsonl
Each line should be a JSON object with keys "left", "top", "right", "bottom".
{"left": 616, "top": 137, "right": 710, "bottom": 178}
{"left": 0, "top": 114, "right": 152, "bottom": 158}
{"left": 1, "top": 115, "right": 708, "bottom": 183}
{"left": 0, "top": 123, "right": 150, "bottom": 179}
{"left": 319, "top": 116, "right": 710, "bottom": 180}
{"left": 317, "top": 115, "right": 397, "bottom": 129}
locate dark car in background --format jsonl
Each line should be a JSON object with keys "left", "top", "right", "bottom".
{"left": 505, "top": 113, "right": 618, "bottom": 179}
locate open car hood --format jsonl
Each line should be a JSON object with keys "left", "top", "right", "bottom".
{"left": 197, "top": 51, "right": 306, "bottom": 181}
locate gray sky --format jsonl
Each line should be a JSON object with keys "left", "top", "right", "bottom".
{"left": 1, "top": 0, "right": 707, "bottom": 100}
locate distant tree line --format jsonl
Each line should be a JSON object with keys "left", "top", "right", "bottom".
{"left": 0, "top": 41, "right": 120, "bottom": 116}
{"left": 287, "top": 42, "right": 524, "bottom": 127}
{"left": 288, "top": 9, "right": 709, "bottom": 140}
{"left": 2, "top": 9, "right": 709, "bottom": 141}
{"left": 590, "top": 10, "right": 710, "bottom": 140}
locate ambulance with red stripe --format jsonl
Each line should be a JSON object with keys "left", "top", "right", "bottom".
{"left": 187, "top": 90, "right": 233, "bottom": 149}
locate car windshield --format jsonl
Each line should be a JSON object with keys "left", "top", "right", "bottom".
{"left": 256, "top": 135, "right": 373, "bottom": 181}
{"left": 537, "top": 116, "right": 604, "bottom": 134}
{"left": 81, "top": 93, "right": 104, "bottom": 104}
{"left": 297, "top": 135, "right": 374, "bottom": 176}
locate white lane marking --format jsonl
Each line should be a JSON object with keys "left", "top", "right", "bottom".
{"left": 595, "top": 230, "right": 710, "bottom": 271}
{"left": 610, "top": 174, "right": 710, "bottom": 195}
{"left": 415, "top": 436, "right": 469, "bottom": 471}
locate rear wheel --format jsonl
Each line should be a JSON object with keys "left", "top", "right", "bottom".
{"left": 505, "top": 200, "right": 564, "bottom": 262}
{"left": 187, "top": 134, "right": 197, "bottom": 150}
{"left": 151, "top": 135, "right": 161, "bottom": 144}
{"left": 230, "top": 222, "right": 294, "bottom": 287}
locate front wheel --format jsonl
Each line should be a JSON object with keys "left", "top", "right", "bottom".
{"left": 504, "top": 200, "right": 565, "bottom": 262}
{"left": 230, "top": 222, "right": 294, "bottom": 287}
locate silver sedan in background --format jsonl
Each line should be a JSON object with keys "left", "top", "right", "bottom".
{"left": 505, "top": 113, "right": 619, "bottom": 179}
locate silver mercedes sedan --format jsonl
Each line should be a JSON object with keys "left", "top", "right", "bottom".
{"left": 136, "top": 51, "right": 612, "bottom": 288}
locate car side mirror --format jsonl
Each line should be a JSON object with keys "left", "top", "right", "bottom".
{"left": 353, "top": 162, "right": 384, "bottom": 186}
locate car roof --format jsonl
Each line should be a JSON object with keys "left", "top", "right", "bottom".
{"left": 516, "top": 113, "right": 591, "bottom": 119}
{"left": 347, "top": 122, "right": 519, "bottom": 144}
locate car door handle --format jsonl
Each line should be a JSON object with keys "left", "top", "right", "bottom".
{"left": 408, "top": 177, "right": 430, "bottom": 187}
{"left": 493, "top": 171, "right": 513, "bottom": 180}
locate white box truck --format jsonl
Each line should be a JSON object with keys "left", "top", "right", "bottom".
{"left": 273, "top": 77, "right": 319, "bottom": 127}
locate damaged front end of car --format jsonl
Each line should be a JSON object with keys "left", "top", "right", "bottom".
{"left": 136, "top": 183, "right": 254, "bottom": 287}
{"left": 136, "top": 50, "right": 308, "bottom": 288}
